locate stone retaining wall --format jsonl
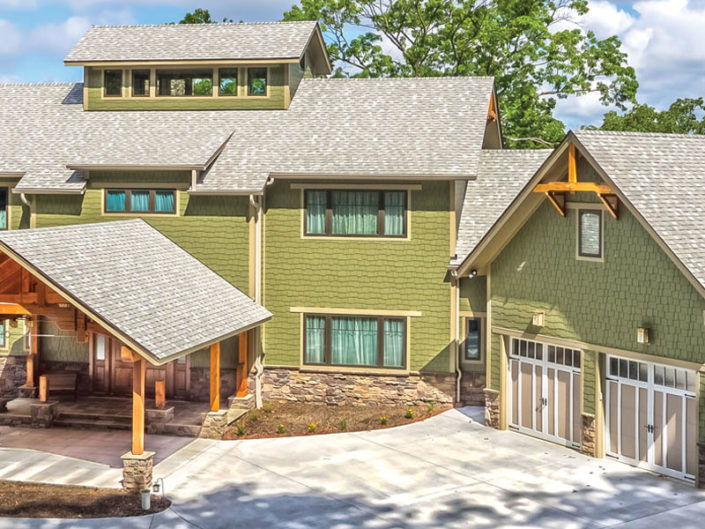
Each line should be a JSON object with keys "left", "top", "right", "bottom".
{"left": 0, "top": 355, "right": 26, "bottom": 397}
{"left": 580, "top": 414, "right": 597, "bottom": 457}
{"left": 255, "top": 367, "right": 455, "bottom": 406}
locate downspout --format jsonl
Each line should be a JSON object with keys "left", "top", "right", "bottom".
{"left": 250, "top": 194, "right": 264, "bottom": 408}
{"left": 452, "top": 269, "right": 462, "bottom": 404}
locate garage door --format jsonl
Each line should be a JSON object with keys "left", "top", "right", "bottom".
{"left": 508, "top": 338, "right": 582, "bottom": 448}
{"left": 606, "top": 355, "right": 698, "bottom": 481}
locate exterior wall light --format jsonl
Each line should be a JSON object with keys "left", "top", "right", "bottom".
{"left": 637, "top": 327, "right": 650, "bottom": 344}
{"left": 532, "top": 311, "right": 545, "bottom": 327}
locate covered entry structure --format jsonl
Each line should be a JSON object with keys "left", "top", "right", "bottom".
{"left": 0, "top": 219, "right": 271, "bottom": 489}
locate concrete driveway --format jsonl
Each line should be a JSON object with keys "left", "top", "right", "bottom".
{"left": 3, "top": 407, "right": 705, "bottom": 528}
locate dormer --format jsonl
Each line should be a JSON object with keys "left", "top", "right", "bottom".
{"left": 64, "top": 21, "right": 331, "bottom": 111}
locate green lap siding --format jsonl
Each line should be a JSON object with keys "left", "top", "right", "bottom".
{"left": 459, "top": 276, "right": 486, "bottom": 314}
{"left": 582, "top": 350, "right": 597, "bottom": 416}
{"left": 33, "top": 173, "right": 251, "bottom": 290}
{"left": 263, "top": 180, "right": 453, "bottom": 373}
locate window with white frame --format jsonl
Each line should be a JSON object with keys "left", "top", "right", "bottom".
{"left": 578, "top": 209, "right": 602, "bottom": 259}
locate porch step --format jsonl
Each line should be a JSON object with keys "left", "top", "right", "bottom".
{"left": 150, "top": 422, "right": 202, "bottom": 437}
{"left": 57, "top": 411, "right": 132, "bottom": 424}
{"left": 53, "top": 417, "right": 131, "bottom": 430}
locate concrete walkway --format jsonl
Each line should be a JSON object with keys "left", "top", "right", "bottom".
{"left": 2, "top": 407, "right": 705, "bottom": 528}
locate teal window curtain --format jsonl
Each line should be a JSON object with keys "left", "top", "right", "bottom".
{"left": 331, "top": 191, "right": 378, "bottom": 235}
{"left": 383, "top": 319, "right": 404, "bottom": 367}
{"left": 305, "top": 316, "right": 326, "bottom": 364}
{"left": 384, "top": 191, "right": 405, "bottom": 236}
{"left": 331, "top": 317, "right": 377, "bottom": 366}
{"left": 0, "top": 321, "right": 5, "bottom": 348}
{"left": 305, "top": 191, "right": 326, "bottom": 234}
{"left": 0, "top": 189, "right": 7, "bottom": 230}
{"left": 155, "top": 191, "right": 175, "bottom": 213}
{"left": 131, "top": 191, "right": 149, "bottom": 212}
{"left": 106, "top": 191, "right": 126, "bottom": 212}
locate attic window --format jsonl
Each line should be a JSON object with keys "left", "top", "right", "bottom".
{"left": 578, "top": 209, "right": 603, "bottom": 260}
{"left": 248, "top": 68, "right": 267, "bottom": 96}
{"left": 218, "top": 68, "right": 238, "bottom": 96}
{"left": 104, "top": 70, "right": 122, "bottom": 97}
{"left": 157, "top": 69, "right": 213, "bottom": 97}
{"left": 132, "top": 70, "right": 150, "bottom": 97}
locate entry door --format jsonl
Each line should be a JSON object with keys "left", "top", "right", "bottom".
{"left": 111, "top": 339, "right": 133, "bottom": 395}
{"left": 509, "top": 338, "right": 582, "bottom": 447}
{"left": 91, "top": 333, "right": 110, "bottom": 393}
{"left": 606, "top": 355, "right": 697, "bottom": 481}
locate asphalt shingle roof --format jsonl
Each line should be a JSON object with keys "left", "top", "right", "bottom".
{"left": 0, "top": 77, "right": 495, "bottom": 193}
{"left": 0, "top": 220, "right": 271, "bottom": 363}
{"left": 451, "top": 149, "right": 551, "bottom": 267}
{"left": 573, "top": 129, "right": 705, "bottom": 291}
{"left": 65, "top": 21, "right": 319, "bottom": 63}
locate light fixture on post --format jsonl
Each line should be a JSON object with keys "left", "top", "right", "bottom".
{"left": 637, "top": 327, "right": 650, "bottom": 344}
{"left": 532, "top": 311, "right": 545, "bottom": 327}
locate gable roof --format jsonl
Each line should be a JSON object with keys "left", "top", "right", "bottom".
{"left": 0, "top": 77, "right": 496, "bottom": 194}
{"left": 65, "top": 21, "right": 323, "bottom": 65}
{"left": 0, "top": 220, "right": 271, "bottom": 364}
{"left": 196, "top": 77, "right": 496, "bottom": 193}
{"left": 451, "top": 149, "right": 551, "bottom": 267}
{"left": 572, "top": 129, "right": 705, "bottom": 294}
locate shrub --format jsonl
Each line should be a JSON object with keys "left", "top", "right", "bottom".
{"left": 380, "top": 416, "right": 388, "bottom": 425}
{"left": 236, "top": 423, "right": 245, "bottom": 436}
{"left": 307, "top": 423, "right": 317, "bottom": 433}
{"left": 427, "top": 401, "right": 435, "bottom": 412}
{"left": 277, "top": 424, "right": 285, "bottom": 434}
{"left": 262, "top": 402, "right": 274, "bottom": 414}
{"left": 338, "top": 419, "right": 348, "bottom": 431}
{"left": 249, "top": 411, "right": 260, "bottom": 423}
{"left": 405, "top": 409, "right": 414, "bottom": 419}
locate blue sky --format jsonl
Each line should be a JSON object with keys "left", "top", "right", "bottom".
{"left": 1, "top": 0, "right": 704, "bottom": 129}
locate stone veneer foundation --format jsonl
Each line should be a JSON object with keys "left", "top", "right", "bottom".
{"left": 121, "top": 451, "right": 154, "bottom": 492}
{"left": 580, "top": 414, "right": 597, "bottom": 457}
{"left": 257, "top": 367, "right": 455, "bottom": 406}
{"left": 459, "top": 371, "right": 486, "bottom": 406}
{"left": 0, "top": 355, "right": 27, "bottom": 397}
{"left": 484, "top": 388, "right": 500, "bottom": 428}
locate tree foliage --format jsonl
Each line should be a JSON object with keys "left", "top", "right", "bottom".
{"left": 179, "top": 8, "right": 234, "bottom": 24}
{"left": 599, "top": 98, "right": 705, "bottom": 134}
{"left": 283, "top": 0, "right": 637, "bottom": 148}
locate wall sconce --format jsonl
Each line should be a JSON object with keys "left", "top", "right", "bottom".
{"left": 532, "top": 311, "right": 545, "bottom": 327}
{"left": 637, "top": 327, "right": 650, "bottom": 344}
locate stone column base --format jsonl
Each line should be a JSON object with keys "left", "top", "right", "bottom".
{"left": 146, "top": 406, "right": 174, "bottom": 424}
{"left": 484, "top": 388, "right": 500, "bottom": 429}
{"left": 29, "top": 401, "right": 58, "bottom": 428}
{"left": 199, "top": 409, "right": 229, "bottom": 440}
{"left": 580, "top": 414, "right": 597, "bottom": 457}
{"left": 121, "top": 451, "right": 154, "bottom": 492}
{"left": 228, "top": 393, "right": 255, "bottom": 410}
{"left": 18, "top": 385, "right": 38, "bottom": 399}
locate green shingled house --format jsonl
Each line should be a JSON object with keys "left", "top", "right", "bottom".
{"left": 1, "top": 21, "right": 705, "bottom": 489}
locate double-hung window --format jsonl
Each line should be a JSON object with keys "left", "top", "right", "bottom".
{"left": 305, "top": 190, "right": 407, "bottom": 237}
{"left": 577, "top": 209, "right": 603, "bottom": 259}
{"left": 105, "top": 189, "right": 176, "bottom": 214}
{"left": 304, "top": 315, "right": 406, "bottom": 369}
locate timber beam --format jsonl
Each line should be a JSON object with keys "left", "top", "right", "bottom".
{"left": 533, "top": 182, "right": 614, "bottom": 195}
{"left": 598, "top": 193, "right": 620, "bottom": 219}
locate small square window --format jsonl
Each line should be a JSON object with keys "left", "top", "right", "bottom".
{"left": 132, "top": 70, "right": 150, "bottom": 97}
{"left": 219, "top": 68, "right": 238, "bottom": 96}
{"left": 104, "top": 70, "right": 123, "bottom": 97}
{"left": 578, "top": 209, "right": 603, "bottom": 259}
{"left": 248, "top": 68, "right": 268, "bottom": 96}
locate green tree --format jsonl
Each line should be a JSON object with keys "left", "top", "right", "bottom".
{"left": 179, "top": 8, "right": 234, "bottom": 24}
{"left": 599, "top": 98, "right": 705, "bottom": 134}
{"left": 283, "top": 0, "right": 637, "bottom": 147}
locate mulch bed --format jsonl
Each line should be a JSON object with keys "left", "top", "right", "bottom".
{"left": 0, "top": 480, "right": 170, "bottom": 518}
{"left": 223, "top": 401, "right": 451, "bottom": 440}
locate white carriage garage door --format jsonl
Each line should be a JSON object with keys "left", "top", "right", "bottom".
{"left": 508, "top": 338, "right": 582, "bottom": 448}
{"left": 606, "top": 355, "right": 698, "bottom": 481}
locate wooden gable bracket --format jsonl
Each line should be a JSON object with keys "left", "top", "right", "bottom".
{"left": 487, "top": 96, "right": 497, "bottom": 123}
{"left": 545, "top": 191, "right": 567, "bottom": 217}
{"left": 597, "top": 193, "right": 619, "bottom": 220}
{"left": 533, "top": 142, "right": 620, "bottom": 218}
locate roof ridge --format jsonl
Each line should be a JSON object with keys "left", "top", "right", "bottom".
{"left": 302, "top": 75, "right": 495, "bottom": 81}
{"left": 575, "top": 129, "right": 705, "bottom": 139}
{"left": 0, "top": 82, "right": 78, "bottom": 87}
{"left": 88, "top": 21, "right": 317, "bottom": 29}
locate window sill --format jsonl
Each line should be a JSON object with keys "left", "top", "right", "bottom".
{"left": 301, "top": 235, "right": 410, "bottom": 242}
{"left": 300, "top": 365, "right": 410, "bottom": 377}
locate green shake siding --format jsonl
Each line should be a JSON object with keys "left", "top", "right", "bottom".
{"left": 264, "top": 180, "right": 453, "bottom": 373}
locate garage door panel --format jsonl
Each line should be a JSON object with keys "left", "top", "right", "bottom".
{"left": 620, "top": 385, "right": 636, "bottom": 460}
{"left": 535, "top": 365, "right": 543, "bottom": 433}
{"left": 638, "top": 387, "right": 648, "bottom": 462}
{"left": 511, "top": 360, "right": 519, "bottom": 426}
{"left": 547, "top": 368, "right": 556, "bottom": 437}
{"left": 556, "top": 370, "right": 570, "bottom": 441}
{"left": 608, "top": 381, "right": 618, "bottom": 454}
{"left": 666, "top": 393, "right": 683, "bottom": 473}
{"left": 520, "top": 362, "right": 533, "bottom": 429}
{"left": 653, "top": 390, "right": 663, "bottom": 468}
{"left": 572, "top": 372, "right": 581, "bottom": 444}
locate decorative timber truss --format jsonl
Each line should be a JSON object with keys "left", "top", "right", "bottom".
{"left": 532, "top": 143, "right": 619, "bottom": 219}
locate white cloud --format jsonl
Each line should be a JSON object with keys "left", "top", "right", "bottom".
{"left": 0, "top": 0, "right": 38, "bottom": 8}
{"left": 28, "top": 17, "right": 92, "bottom": 53}
{"left": 0, "top": 20, "right": 23, "bottom": 57}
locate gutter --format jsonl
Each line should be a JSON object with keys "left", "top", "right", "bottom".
{"left": 451, "top": 269, "right": 462, "bottom": 403}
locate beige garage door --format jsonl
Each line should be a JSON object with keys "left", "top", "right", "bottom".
{"left": 606, "top": 355, "right": 698, "bottom": 482}
{"left": 508, "top": 338, "right": 582, "bottom": 448}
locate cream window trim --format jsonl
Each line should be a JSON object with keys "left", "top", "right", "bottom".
{"left": 460, "top": 314, "right": 485, "bottom": 365}
{"left": 291, "top": 183, "right": 422, "bottom": 191}
{"left": 459, "top": 310, "right": 487, "bottom": 318}
{"left": 576, "top": 207, "right": 605, "bottom": 263}
{"left": 493, "top": 325, "right": 704, "bottom": 371}
{"left": 298, "top": 188, "right": 413, "bottom": 241}
{"left": 290, "top": 307, "right": 422, "bottom": 317}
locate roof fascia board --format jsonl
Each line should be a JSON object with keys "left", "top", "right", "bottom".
{"left": 454, "top": 140, "right": 571, "bottom": 276}
{"left": 268, "top": 172, "right": 478, "bottom": 181}
{"left": 12, "top": 188, "right": 85, "bottom": 195}
{"left": 65, "top": 58, "right": 300, "bottom": 67}
{"left": 189, "top": 189, "right": 263, "bottom": 196}
{"left": 67, "top": 164, "right": 205, "bottom": 171}
{"left": 569, "top": 131, "right": 705, "bottom": 300}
